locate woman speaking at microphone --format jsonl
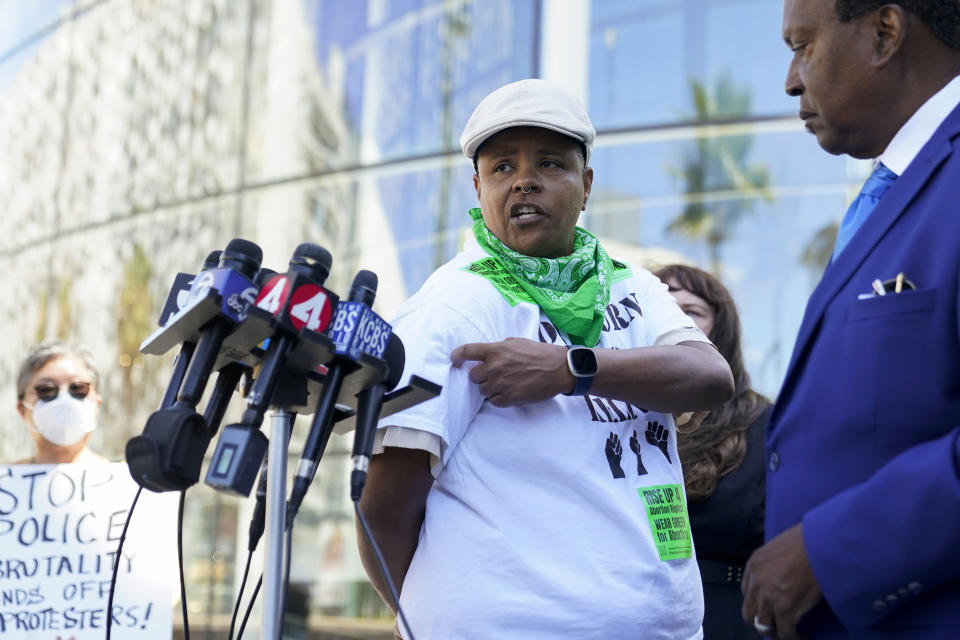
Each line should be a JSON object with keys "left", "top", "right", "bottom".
{"left": 356, "top": 79, "right": 734, "bottom": 640}
{"left": 14, "top": 340, "right": 106, "bottom": 464}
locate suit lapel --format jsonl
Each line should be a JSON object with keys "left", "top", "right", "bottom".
{"left": 774, "top": 106, "right": 960, "bottom": 419}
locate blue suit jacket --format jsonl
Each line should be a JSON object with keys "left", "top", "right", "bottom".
{"left": 767, "top": 101, "right": 960, "bottom": 639}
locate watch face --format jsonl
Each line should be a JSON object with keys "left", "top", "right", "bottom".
{"left": 569, "top": 347, "right": 598, "bottom": 376}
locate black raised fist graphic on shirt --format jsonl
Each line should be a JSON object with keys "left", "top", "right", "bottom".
{"left": 605, "top": 432, "right": 626, "bottom": 479}
{"left": 645, "top": 420, "right": 671, "bottom": 463}
{"left": 629, "top": 429, "right": 649, "bottom": 476}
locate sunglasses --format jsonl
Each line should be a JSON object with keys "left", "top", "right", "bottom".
{"left": 33, "top": 381, "right": 93, "bottom": 402}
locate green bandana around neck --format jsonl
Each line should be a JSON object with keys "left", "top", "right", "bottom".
{"left": 464, "top": 207, "right": 613, "bottom": 347}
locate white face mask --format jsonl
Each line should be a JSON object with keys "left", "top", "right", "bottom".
{"left": 26, "top": 395, "right": 98, "bottom": 446}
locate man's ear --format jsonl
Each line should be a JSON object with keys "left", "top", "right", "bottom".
{"left": 873, "top": 4, "right": 907, "bottom": 67}
{"left": 473, "top": 172, "right": 482, "bottom": 200}
{"left": 16, "top": 400, "right": 27, "bottom": 421}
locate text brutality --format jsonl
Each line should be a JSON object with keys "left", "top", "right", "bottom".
{"left": 0, "top": 552, "right": 134, "bottom": 579}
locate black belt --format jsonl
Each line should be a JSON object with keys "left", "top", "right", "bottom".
{"left": 698, "top": 559, "right": 744, "bottom": 585}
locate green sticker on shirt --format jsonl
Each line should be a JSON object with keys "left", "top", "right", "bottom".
{"left": 638, "top": 484, "right": 693, "bottom": 561}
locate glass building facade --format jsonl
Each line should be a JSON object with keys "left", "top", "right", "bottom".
{"left": 0, "top": 0, "right": 872, "bottom": 637}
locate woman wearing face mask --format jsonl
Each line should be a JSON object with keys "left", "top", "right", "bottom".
{"left": 15, "top": 341, "right": 105, "bottom": 464}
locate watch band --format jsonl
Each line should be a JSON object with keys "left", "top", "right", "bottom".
{"left": 567, "top": 373, "right": 593, "bottom": 396}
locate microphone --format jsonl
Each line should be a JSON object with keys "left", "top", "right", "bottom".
{"left": 168, "top": 265, "right": 267, "bottom": 466}
{"left": 174, "top": 239, "right": 262, "bottom": 410}
{"left": 158, "top": 250, "right": 222, "bottom": 410}
{"left": 242, "top": 243, "right": 335, "bottom": 427}
{"left": 247, "top": 459, "right": 270, "bottom": 552}
{"left": 350, "top": 332, "right": 405, "bottom": 501}
{"left": 127, "top": 239, "right": 263, "bottom": 492}
{"left": 287, "top": 270, "right": 391, "bottom": 517}
{"left": 205, "top": 243, "right": 338, "bottom": 497}
{"left": 202, "top": 362, "right": 249, "bottom": 438}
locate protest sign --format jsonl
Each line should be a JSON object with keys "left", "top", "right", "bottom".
{"left": 0, "top": 462, "right": 177, "bottom": 639}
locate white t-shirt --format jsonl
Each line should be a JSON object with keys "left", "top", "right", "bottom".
{"left": 377, "top": 238, "right": 709, "bottom": 640}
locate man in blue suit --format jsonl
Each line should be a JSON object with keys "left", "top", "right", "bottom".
{"left": 740, "top": 1, "right": 960, "bottom": 639}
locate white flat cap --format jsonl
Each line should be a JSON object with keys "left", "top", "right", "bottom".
{"left": 460, "top": 78, "right": 596, "bottom": 163}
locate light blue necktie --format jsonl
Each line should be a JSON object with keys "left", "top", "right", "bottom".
{"left": 832, "top": 163, "right": 898, "bottom": 260}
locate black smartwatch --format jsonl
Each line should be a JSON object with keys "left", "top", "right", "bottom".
{"left": 563, "top": 346, "right": 598, "bottom": 396}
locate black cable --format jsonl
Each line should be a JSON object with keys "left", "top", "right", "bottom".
{"left": 178, "top": 490, "right": 190, "bottom": 640}
{"left": 353, "top": 500, "right": 416, "bottom": 640}
{"left": 228, "top": 549, "right": 254, "bottom": 640}
{"left": 235, "top": 525, "right": 293, "bottom": 640}
{"left": 236, "top": 574, "right": 262, "bottom": 640}
{"left": 232, "top": 464, "right": 266, "bottom": 640}
{"left": 105, "top": 485, "right": 142, "bottom": 640}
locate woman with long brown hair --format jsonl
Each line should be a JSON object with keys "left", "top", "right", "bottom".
{"left": 655, "top": 264, "right": 770, "bottom": 640}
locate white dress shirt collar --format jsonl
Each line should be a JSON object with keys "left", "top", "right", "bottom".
{"left": 878, "top": 74, "right": 960, "bottom": 175}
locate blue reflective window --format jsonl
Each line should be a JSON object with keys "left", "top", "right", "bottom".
{"left": 589, "top": 0, "right": 794, "bottom": 129}
{"left": 0, "top": 0, "right": 73, "bottom": 56}
{"left": 305, "top": 0, "right": 537, "bottom": 160}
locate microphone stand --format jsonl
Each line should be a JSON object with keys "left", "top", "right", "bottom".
{"left": 262, "top": 409, "right": 293, "bottom": 640}
{"left": 256, "top": 339, "right": 440, "bottom": 639}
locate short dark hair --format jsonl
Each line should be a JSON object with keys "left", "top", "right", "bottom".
{"left": 835, "top": 0, "right": 960, "bottom": 49}
{"left": 472, "top": 137, "right": 588, "bottom": 174}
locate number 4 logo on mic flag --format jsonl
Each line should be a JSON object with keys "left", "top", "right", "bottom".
{"left": 256, "top": 275, "right": 291, "bottom": 315}
{"left": 289, "top": 284, "right": 333, "bottom": 332}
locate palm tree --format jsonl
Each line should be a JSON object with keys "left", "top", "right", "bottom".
{"left": 668, "top": 75, "right": 771, "bottom": 276}
{"left": 434, "top": 2, "right": 471, "bottom": 269}
{"left": 114, "top": 243, "right": 163, "bottom": 443}
{"left": 800, "top": 221, "right": 838, "bottom": 278}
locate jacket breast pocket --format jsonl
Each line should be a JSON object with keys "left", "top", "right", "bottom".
{"left": 842, "top": 288, "right": 940, "bottom": 450}
{"left": 847, "top": 288, "right": 937, "bottom": 322}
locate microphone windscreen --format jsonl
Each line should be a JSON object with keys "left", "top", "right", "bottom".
{"left": 224, "top": 238, "right": 263, "bottom": 263}
{"left": 348, "top": 270, "right": 378, "bottom": 306}
{"left": 383, "top": 333, "right": 405, "bottom": 391}
{"left": 290, "top": 243, "right": 332, "bottom": 283}
{"left": 292, "top": 242, "right": 332, "bottom": 267}
{"left": 202, "top": 250, "right": 222, "bottom": 270}
{"left": 220, "top": 238, "right": 263, "bottom": 279}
